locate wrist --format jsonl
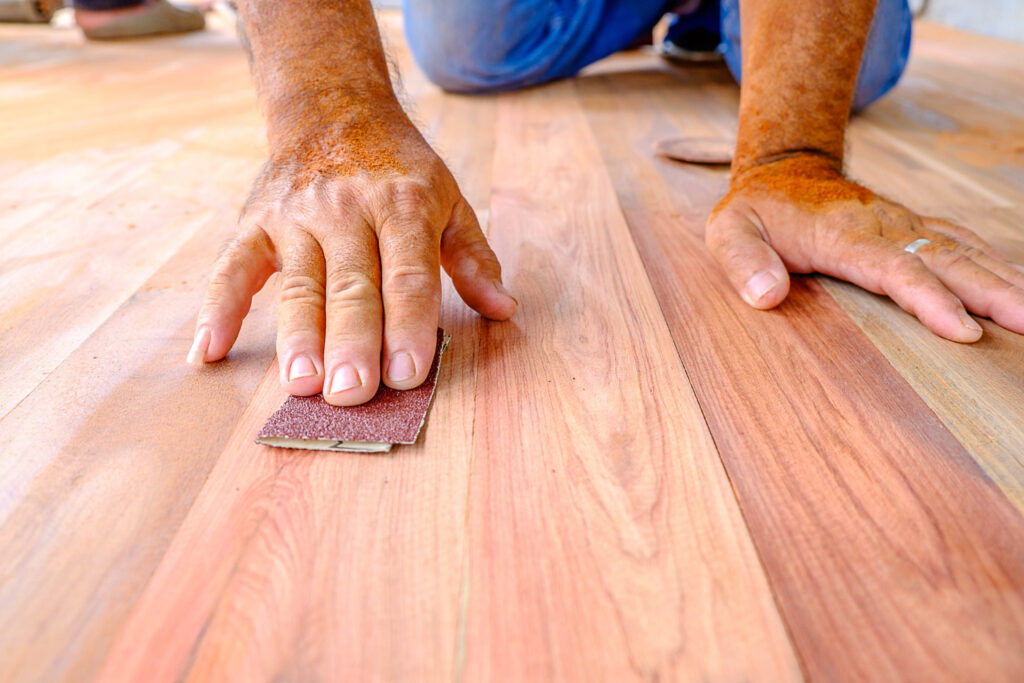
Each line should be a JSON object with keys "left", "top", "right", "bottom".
{"left": 731, "top": 149, "right": 842, "bottom": 187}
{"left": 266, "top": 89, "right": 408, "bottom": 154}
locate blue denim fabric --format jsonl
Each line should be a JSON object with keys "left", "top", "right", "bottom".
{"left": 404, "top": 0, "right": 912, "bottom": 109}
{"left": 719, "top": 0, "right": 913, "bottom": 110}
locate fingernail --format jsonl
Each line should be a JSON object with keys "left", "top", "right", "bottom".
{"left": 288, "top": 355, "right": 318, "bottom": 382}
{"left": 387, "top": 352, "right": 415, "bottom": 383}
{"left": 493, "top": 279, "right": 518, "bottom": 304}
{"left": 959, "top": 310, "right": 983, "bottom": 333}
{"left": 187, "top": 326, "right": 211, "bottom": 365}
{"left": 329, "top": 364, "right": 361, "bottom": 395}
{"left": 743, "top": 270, "right": 779, "bottom": 305}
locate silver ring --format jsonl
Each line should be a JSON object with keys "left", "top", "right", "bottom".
{"left": 904, "top": 238, "right": 931, "bottom": 254}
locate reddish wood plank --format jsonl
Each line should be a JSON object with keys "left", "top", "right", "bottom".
{"left": 577, "top": 69, "right": 1024, "bottom": 680}
{"left": 460, "top": 82, "right": 800, "bottom": 681}
{"left": 98, "top": 51, "right": 499, "bottom": 682}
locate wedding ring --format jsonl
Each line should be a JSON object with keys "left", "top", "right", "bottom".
{"left": 904, "top": 238, "right": 931, "bottom": 254}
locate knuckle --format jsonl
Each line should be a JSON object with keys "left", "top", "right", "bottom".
{"left": 388, "top": 178, "right": 434, "bottom": 210}
{"left": 461, "top": 238, "right": 497, "bottom": 267}
{"left": 892, "top": 251, "right": 924, "bottom": 272}
{"left": 937, "top": 244, "right": 980, "bottom": 269}
{"left": 204, "top": 267, "right": 237, "bottom": 299}
{"left": 279, "top": 273, "right": 326, "bottom": 308}
{"left": 882, "top": 254, "right": 928, "bottom": 292}
{"left": 384, "top": 264, "right": 439, "bottom": 299}
{"left": 326, "top": 270, "right": 379, "bottom": 306}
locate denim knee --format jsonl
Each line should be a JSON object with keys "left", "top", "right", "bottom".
{"left": 402, "top": 0, "right": 669, "bottom": 93}
{"left": 720, "top": 0, "right": 913, "bottom": 110}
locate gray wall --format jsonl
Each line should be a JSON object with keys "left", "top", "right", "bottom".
{"left": 922, "top": 0, "right": 1024, "bottom": 43}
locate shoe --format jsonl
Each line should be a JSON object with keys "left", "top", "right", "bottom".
{"left": 80, "top": 0, "right": 204, "bottom": 40}
{"left": 660, "top": 0, "right": 725, "bottom": 63}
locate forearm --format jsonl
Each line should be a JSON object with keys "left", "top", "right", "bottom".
{"left": 732, "top": 0, "right": 877, "bottom": 175}
{"left": 238, "top": 0, "right": 405, "bottom": 155}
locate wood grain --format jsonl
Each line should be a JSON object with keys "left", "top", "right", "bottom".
{"left": 97, "top": 19, "right": 497, "bottom": 680}
{"left": 1, "top": 12, "right": 1023, "bottom": 682}
{"left": 0, "top": 20, "right": 265, "bottom": 420}
{"left": 0, "top": 222, "right": 277, "bottom": 683}
{"left": 578, "top": 65, "right": 1024, "bottom": 681}
{"left": 460, "top": 82, "right": 799, "bottom": 682}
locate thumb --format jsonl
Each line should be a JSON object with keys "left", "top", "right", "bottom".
{"left": 440, "top": 198, "right": 518, "bottom": 320}
{"left": 706, "top": 203, "right": 791, "bottom": 310}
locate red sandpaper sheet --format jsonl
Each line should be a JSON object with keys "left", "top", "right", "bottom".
{"left": 256, "top": 329, "right": 450, "bottom": 453}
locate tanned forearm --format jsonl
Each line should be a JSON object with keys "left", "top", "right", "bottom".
{"left": 705, "top": 0, "right": 1024, "bottom": 343}
{"left": 238, "top": 0, "right": 408, "bottom": 172}
{"left": 732, "top": 0, "right": 877, "bottom": 176}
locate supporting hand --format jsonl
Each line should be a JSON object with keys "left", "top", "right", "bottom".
{"left": 706, "top": 154, "right": 1024, "bottom": 341}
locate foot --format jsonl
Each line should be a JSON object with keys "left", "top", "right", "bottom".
{"left": 74, "top": 0, "right": 152, "bottom": 32}
{"left": 661, "top": 0, "right": 724, "bottom": 63}
{"left": 75, "top": 0, "right": 205, "bottom": 39}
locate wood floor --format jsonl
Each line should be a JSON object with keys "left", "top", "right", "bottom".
{"left": 2, "top": 10, "right": 1024, "bottom": 683}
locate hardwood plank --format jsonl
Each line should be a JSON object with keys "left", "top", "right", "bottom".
{"left": 460, "top": 82, "right": 800, "bottom": 681}
{"left": 828, "top": 26, "right": 1024, "bottom": 512}
{"left": 0, "top": 223, "right": 277, "bottom": 683}
{"left": 581, "top": 45, "right": 1024, "bottom": 516}
{"left": 0, "top": 21, "right": 265, "bottom": 420}
{"left": 0, "top": 19, "right": 276, "bottom": 683}
{"left": 578, "top": 69, "right": 1024, "bottom": 680}
{"left": 98, "top": 58, "right": 498, "bottom": 682}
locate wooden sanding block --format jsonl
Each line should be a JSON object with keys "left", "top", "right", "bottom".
{"left": 256, "top": 329, "right": 451, "bottom": 453}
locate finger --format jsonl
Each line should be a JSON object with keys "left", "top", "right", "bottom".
{"left": 705, "top": 204, "right": 791, "bottom": 309}
{"left": 921, "top": 217, "right": 1011, "bottom": 264}
{"left": 378, "top": 213, "right": 443, "bottom": 390}
{"left": 826, "top": 236, "right": 983, "bottom": 343}
{"left": 912, "top": 242, "right": 1024, "bottom": 335}
{"left": 321, "top": 221, "right": 384, "bottom": 406}
{"left": 190, "top": 227, "right": 276, "bottom": 364}
{"left": 276, "top": 231, "right": 327, "bottom": 396}
{"left": 440, "top": 199, "right": 518, "bottom": 320}
{"left": 919, "top": 231, "right": 1024, "bottom": 291}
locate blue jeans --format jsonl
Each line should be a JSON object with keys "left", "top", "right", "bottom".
{"left": 404, "top": 0, "right": 912, "bottom": 110}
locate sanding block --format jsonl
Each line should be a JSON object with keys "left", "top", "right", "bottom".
{"left": 257, "top": 329, "right": 451, "bottom": 453}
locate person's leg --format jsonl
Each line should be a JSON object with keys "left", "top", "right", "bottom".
{"left": 403, "top": 0, "right": 674, "bottom": 93}
{"left": 720, "top": 0, "right": 913, "bottom": 110}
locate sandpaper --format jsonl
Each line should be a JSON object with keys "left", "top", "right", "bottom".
{"left": 653, "top": 136, "right": 735, "bottom": 165}
{"left": 256, "top": 329, "right": 451, "bottom": 453}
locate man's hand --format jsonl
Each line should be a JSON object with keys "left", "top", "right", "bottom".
{"left": 188, "top": 109, "right": 516, "bottom": 405}
{"left": 186, "top": 0, "right": 515, "bottom": 405}
{"left": 707, "top": 154, "right": 1024, "bottom": 341}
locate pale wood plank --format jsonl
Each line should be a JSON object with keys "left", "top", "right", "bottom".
{"left": 0, "top": 21, "right": 265, "bottom": 419}
{"left": 460, "top": 82, "right": 800, "bottom": 681}
{"left": 0, "top": 18, "right": 276, "bottom": 683}
{"left": 0, "top": 224, "right": 277, "bottom": 683}
{"left": 577, "top": 69, "right": 1024, "bottom": 680}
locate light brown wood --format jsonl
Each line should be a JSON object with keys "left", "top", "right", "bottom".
{"left": 2, "top": 10, "right": 1024, "bottom": 683}
{"left": 0, "top": 18, "right": 264, "bottom": 420}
